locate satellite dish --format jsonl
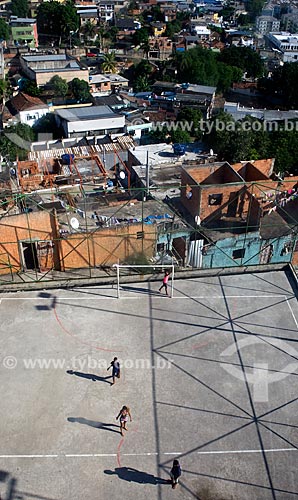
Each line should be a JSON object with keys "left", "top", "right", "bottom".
{"left": 70, "top": 217, "right": 80, "bottom": 230}
{"left": 119, "top": 171, "right": 126, "bottom": 180}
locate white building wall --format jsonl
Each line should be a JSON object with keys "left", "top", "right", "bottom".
{"left": 66, "top": 115, "right": 125, "bottom": 136}
{"left": 19, "top": 108, "right": 49, "bottom": 127}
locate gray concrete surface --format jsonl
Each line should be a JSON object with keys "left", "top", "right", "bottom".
{"left": 0, "top": 270, "right": 297, "bottom": 500}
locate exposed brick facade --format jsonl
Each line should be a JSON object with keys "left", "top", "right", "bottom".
{"left": 0, "top": 211, "right": 57, "bottom": 275}
{"left": 59, "top": 223, "right": 157, "bottom": 270}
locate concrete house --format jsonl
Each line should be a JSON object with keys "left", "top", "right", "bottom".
{"left": 256, "top": 15, "right": 280, "bottom": 34}
{"left": 2, "top": 92, "right": 49, "bottom": 127}
{"left": 89, "top": 74, "right": 112, "bottom": 95}
{"left": 98, "top": 0, "right": 114, "bottom": 22}
{"left": 201, "top": 211, "right": 295, "bottom": 269}
{"left": 267, "top": 32, "right": 298, "bottom": 62}
{"left": 55, "top": 105, "right": 125, "bottom": 138}
{"left": 180, "top": 159, "right": 298, "bottom": 268}
{"left": 20, "top": 54, "right": 89, "bottom": 87}
{"left": 76, "top": 5, "right": 98, "bottom": 25}
{"left": 10, "top": 16, "right": 38, "bottom": 48}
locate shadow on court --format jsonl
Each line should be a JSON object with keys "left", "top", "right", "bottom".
{"left": 68, "top": 417, "right": 120, "bottom": 433}
{"left": 104, "top": 467, "right": 170, "bottom": 484}
{"left": 66, "top": 370, "right": 112, "bottom": 384}
{"left": 120, "top": 285, "right": 161, "bottom": 296}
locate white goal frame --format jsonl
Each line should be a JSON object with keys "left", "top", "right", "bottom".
{"left": 113, "top": 264, "right": 175, "bottom": 298}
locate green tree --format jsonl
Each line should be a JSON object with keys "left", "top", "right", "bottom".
{"left": 176, "top": 47, "right": 219, "bottom": 86}
{"left": 205, "top": 111, "right": 235, "bottom": 159}
{"left": 101, "top": 52, "right": 116, "bottom": 73}
{"left": 0, "top": 123, "right": 35, "bottom": 161}
{"left": 0, "top": 19, "right": 10, "bottom": 41}
{"left": 0, "top": 79, "right": 9, "bottom": 101}
{"left": 220, "top": 6, "right": 234, "bottom": 20}
{"left": 33, "top": 113, "right": 61, "bottom": 139}
{"left": 49, "top": 75, "right": 68, "bottom": 98}
{"left": 103, "top": 26, "right": 119, "bottom": 43}
{"left": 269, "top": 127, "right": 298, "bottom": 174}
{"left": 177, "top": 107, "right": 203, "bottom": 138}
{"left": 237, "top": 13, "right": 250, "bottom": 26}
{"left": 11, "top": 0, "right": 28, "bottom": 17}
{"left": 246, "top": 0, "right": 265, "bottom": 20}
{"left": 170, "top": 127, "right": 191, "bottom": 144}
{"left": 134, "top": 75, "right": 151, "bottom": 92}
{"left": 133, "top": 27, "right": 149, "bottom": 46}
{"left": 276, "top": 63, "right": 298, "bottom": 109}
{"left": 218, "top": 46, "right": 264, "bottom": 79}
{"left": 217, "top": 63, "right": 242, "bottom": 92}
{"left": 142, "top": 5, "right": 164, "bottom": 21}
{"left": 149, "top": 125, "right": 191, "bottom": 144}
{"left": 81, "top": 20, "right": 96, "bottom": 41}
{"left": 205, "top": 114, "right": 272, "bottom": 163}
{"left": 23, "top": 80, "right": 41, "bottom": 97}
{"left": 258, "top": 63, "right": 298, "bottom": 109}
{"left": 60, "top": 0, "right": 79, "bottom": 39}
{"left": 149, "top": 126, "right": 168, "bottom": 143}
{"left": 14, "top": 122, "right": 35, "bottom": 142}
{"left": 69, "top": 78, "right": 91, "bottom": 102}
{"left": 165, "top": 20, "right": 182, "bottom": 38}
{"left": 134, "top": 60, "right": 152, "bottom": 79}
{"left": 140, "top": 40, "right": 150, "bottom": 59}
{"left": 37, "top": 1, "right": 79, "bottom": 44}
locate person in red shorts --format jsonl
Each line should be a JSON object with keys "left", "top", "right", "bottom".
{"left": 159, "top": 270, "right": 170, "bottom": 296}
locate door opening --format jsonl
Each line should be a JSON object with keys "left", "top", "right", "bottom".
{"left": 21, "top": 242, "right": 38, "bottom": 270}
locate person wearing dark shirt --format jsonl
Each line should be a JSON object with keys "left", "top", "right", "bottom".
{"left": 107, "top": 357, "right": 120, "bottom": 385}
{"left": 170, "top": 459, "right": 181, "bottom": 489}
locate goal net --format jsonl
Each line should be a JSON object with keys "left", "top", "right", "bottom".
{"left": 113, "top": 264, "right": 175, "bottom": 298}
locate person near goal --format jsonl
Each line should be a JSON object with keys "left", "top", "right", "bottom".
{"left": 159, "top": 270, "right": 170, "bottom": 296}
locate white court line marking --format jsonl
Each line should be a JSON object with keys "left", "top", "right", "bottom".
{"left": 285, "top": 296, "right": 298, "bottom": 329}
{"left": 0, "top": 295, "right": 287, "bottom": 300}
{"left": 0, "top": 448, "right": 297, "bottom": 459}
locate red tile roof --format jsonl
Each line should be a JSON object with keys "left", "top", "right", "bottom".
{"left": 9, "top": 92, "right": 47, "bottom": 113}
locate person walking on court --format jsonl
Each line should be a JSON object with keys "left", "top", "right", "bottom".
{"left": 107, "top": 357, "right": 120, "bottom": 385}
{"left": 170, "top": 459, "right": 181, "bottom": 489}
{"left": 116, "top": 406, "right": 132, "bottom": 436}
{"left": 159, "top": 270, "right": 170, "bottom": 296}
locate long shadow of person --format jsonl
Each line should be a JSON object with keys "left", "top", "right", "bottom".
{"left": 68, "top": 417, "right": 120, "bottom": 433}
{"left": 104, "top": 467, "right": 170, "bottom": 484}
{"left": 66, "top": 370, "right": 111, "bottom": 384}
{"left": 121, "top": 286, "right": 160, "bottom": 296}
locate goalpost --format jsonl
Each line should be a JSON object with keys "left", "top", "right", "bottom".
{"left": 113, "top": 264, "right": 175, "bottom": 298}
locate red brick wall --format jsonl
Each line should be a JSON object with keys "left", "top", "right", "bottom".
{"left": 59, "top": 223, "right": 157, "bottom": 270}
{"left": 199, "top": 185, "right": 248, "bottom": 221}
{"left": 0, "top": 211, "right": 56, "bottom": 275}
{"left": 292, "top": 250, "right": 298, "bottom": 266}
{"left": 180, "top": 170, "right": 201, "bottom": 217}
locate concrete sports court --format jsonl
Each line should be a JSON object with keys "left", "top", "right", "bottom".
{"left": 0, "top": 269, "right": 298, "bottom": 500}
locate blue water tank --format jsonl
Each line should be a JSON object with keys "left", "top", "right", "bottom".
{"left": 173, "top": 144, "right": 186, "bottom": 156}
{"left": 61, "top": 154, "right": 75, "bottom": 165}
